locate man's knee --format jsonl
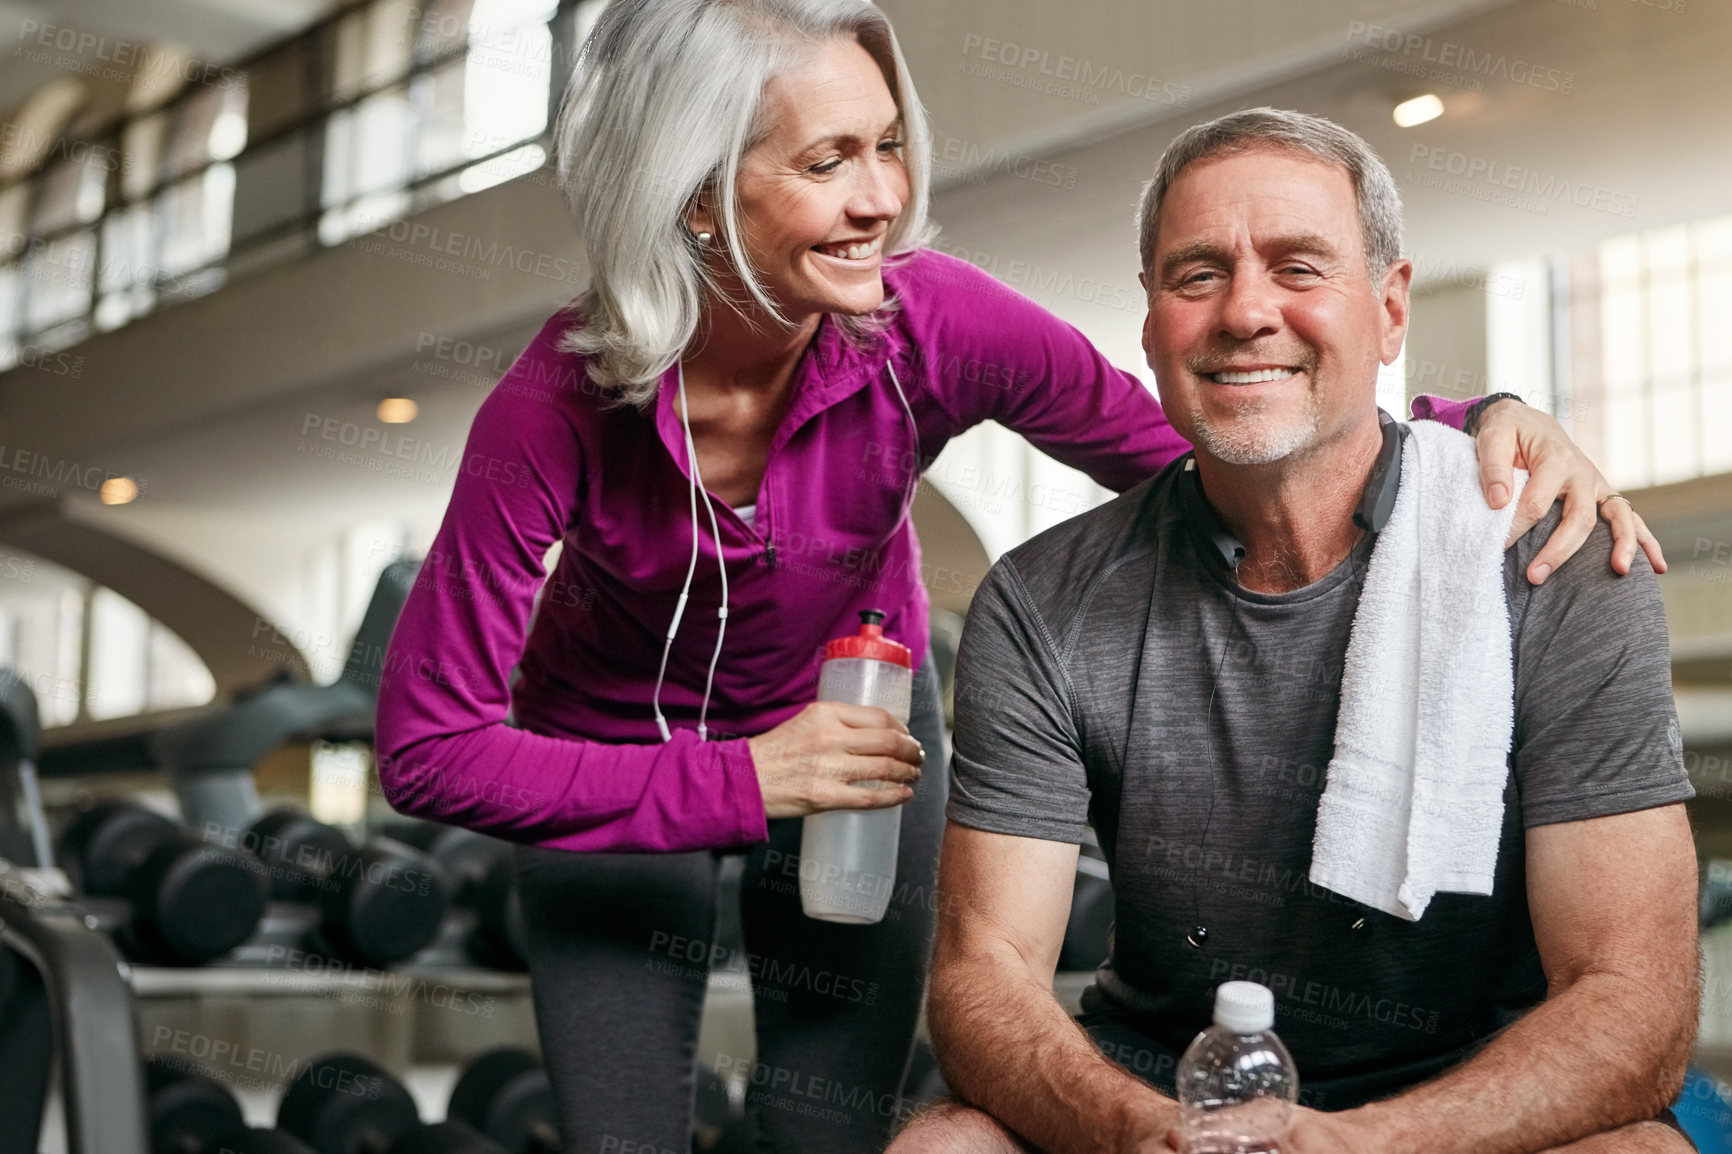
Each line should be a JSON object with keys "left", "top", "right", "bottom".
{"left": 887, "top": 1097, "right": 1035, "bottom": 1153}
{"left": 1547, "top": 1120, "right": 1697, "bottom": 1153}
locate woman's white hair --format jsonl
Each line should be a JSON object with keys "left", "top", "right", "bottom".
{"left": 553, "top": 0, "right": 933, "bottom": 408}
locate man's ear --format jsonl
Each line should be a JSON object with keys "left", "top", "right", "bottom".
{"left": 1378, "top": 258, "right": 1414, "bottom": 366}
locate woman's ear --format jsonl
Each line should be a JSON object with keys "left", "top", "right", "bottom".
{"left": 686, "top": 195, "right": 717, "bottom": 242}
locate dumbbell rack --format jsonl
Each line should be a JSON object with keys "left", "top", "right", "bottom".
{"left": 2, "top": 855, "right": 534, "bottom": 1154}
{"left": 0, "top": 859, "right": 150, "bottom": 1154}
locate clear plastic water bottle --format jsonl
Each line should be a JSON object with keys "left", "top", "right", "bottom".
{"left": 798, "top": 610, "right": 911, "bottom": 924}
{"left": 1176, "top": 981, "right": 1299, "bottom": 1154}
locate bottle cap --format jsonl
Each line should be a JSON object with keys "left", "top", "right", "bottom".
{"left": 824, "top": 609, "right": 912, "bottom": 668}
{"left": 1212, "top": 981, "right": 1275, "bottom": 1033}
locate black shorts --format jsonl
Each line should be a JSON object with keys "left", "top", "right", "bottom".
{"left": 1077, "top": 996, "right": 1696, "bottom": 1147}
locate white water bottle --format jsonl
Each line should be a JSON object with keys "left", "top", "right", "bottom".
{"left": 1176, "top": 982, "right": 1299, "bottom": 1154}
{"left": 798, "top": 609, "right": 912, "bottom": 924}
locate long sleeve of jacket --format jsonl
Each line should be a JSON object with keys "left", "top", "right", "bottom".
{"left": 373, "top": 347, "right": 768, "bottom": 853}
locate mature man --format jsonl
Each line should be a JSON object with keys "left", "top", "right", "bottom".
{"left": 890, "top": 108, "right": 1698, "bottom": 1153}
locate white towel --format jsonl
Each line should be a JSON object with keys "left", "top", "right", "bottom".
{"left": 1308, "top": 419, "right": 1527, "bottom": 922}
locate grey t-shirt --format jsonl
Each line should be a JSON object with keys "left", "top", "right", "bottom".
{"left": 949, "top": 453, "right": 1692, "bottom": 1105}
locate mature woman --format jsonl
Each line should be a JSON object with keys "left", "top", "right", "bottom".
{"left": 374, "top": 1, "right": 1658, "bottom": 1151}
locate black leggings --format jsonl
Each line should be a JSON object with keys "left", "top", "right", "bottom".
{"left": 516, "top": 656, "right": 949, "bottom": 1154}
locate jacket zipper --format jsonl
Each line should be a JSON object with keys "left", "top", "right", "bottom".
{"left": 760, "top": 476, "right": 776, "bottom": 568}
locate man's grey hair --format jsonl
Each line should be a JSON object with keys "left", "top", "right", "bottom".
{"left": 553, "top": 0, "right": 933, "bottom": 408}
{"left": 1136, "top": 107, "right": 1404, "bottom": 285}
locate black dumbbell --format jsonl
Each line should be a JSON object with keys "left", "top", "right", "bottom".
{"left": 279, "top": 1053, "right": 507, "bottom": 1154}
{"left": 384, "top": 824, "right": 525, "bottom": 971}
{"left": 278, "top": 1052, "right": 421, "bottom": 1154}
{"left": 247, "top": 810, "right": 451, "bottom": 969}
{"left": 147, "top": 1057, "right": 246, "bottom": 1154}
{"left": 0, "top": 944, "right": 16, "bottom": 1012}
{"left": 447, "top": 1048, "right": 559, "bottom": 1153}
{"left": 61, "top": 801, "right": 267, "bottom": 964}
{"left": 248, "top": 811, "right": 354, "bottom": 904}
{"left": 384, "top": 825, "right": 505, "bottom": 910}
{"left": 208, "top": 1130, "right": 317, "bottom": 1154}
{"left": 388, "top": 1122, "right": 506, "bottom": 1154}
{"left": 468, "top": 853, "right": 527, "bottom": 971}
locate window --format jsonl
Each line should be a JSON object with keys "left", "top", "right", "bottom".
{"left": 1480, "top": 215, "right": 1732, "bottom": 492}
{"left": 0, "top": 554, "right": 216, "bottom": 727}
{"left": 0, "top": 0, "right": 574, "bottom": 350}
{"left": 154, "top": 80, "right": 250, "bottom": 297}
{"left": 1591, "top": 216, "right": 1732, "bottom": 488}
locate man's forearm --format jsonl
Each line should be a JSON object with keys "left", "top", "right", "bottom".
{"left": 1351, "top": 971, "right": 1693, "bottom": 1154}
{"left": 929, "top": 947, "right": 1175, "bottom": 1153}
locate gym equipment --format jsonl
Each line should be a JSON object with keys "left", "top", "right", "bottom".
{"left": 279, "top": 1053, "right": 512, "bottom": 1154}
{"left": 126, "top": 561, "right": 418, "bottom": 834}
{"left": 447, "top": 1048, "right": 559, "bottom": 1153}
{"left": 0, "top": 669, "right": 149, "bottom": 1154}
{"left": 61, "top": 801, "right": 267, "bottom": 964}
{"left": 386, "top": 1122, "right": 507, "bottom": 1153}
{"left": 467, "top": 852, "right": 527, "bottom": 970}
{"left": 0, "top": 667, "right": 50, "bottom": 867}
{"left": 0, "top": 941, "right": 52, "bottom": 1154}
{"left": 278, "top": 1052, "right": 422, "bottom": 1154}
{"left": 247, "top": 809, "right": 452, "bottom": 969}
{"left": 1058, "top": 855, "right": 1114, "bottom": 973}
{"left": 147, "top": 1057, "right": 245, "bottom": 1154}
{"left": 0, "top": 938, "right": 15, "bottom": 1011}
{"left": 0, "top": 861, "right": 149, "bottom": 1154}
{"left": 1701, "top": 860, "right": 1732, "bottom": 928}
{"left": 385, "top": 823, "right": 525, "bottom": 970}
{"left": 206, "top": 1131, "right": 318, "bottom": 1154}
{"left": 387, "top": 824, "right": 507, "bottom": 910}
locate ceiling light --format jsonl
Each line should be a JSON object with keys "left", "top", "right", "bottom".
{"left": 1393, "top": 94, "right": 1444, "bottom": 128}
{"left": 100, "top": 477, "right": 138, "bottom": 505}
{"left": 377, "top": 397, "right": 418, "bottom": 424}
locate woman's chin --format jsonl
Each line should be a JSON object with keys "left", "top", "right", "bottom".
{"left": 815, "top": 284, "right": 887, "bottom": 317}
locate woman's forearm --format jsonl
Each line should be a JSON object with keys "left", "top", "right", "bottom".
{"left": 374, "top": 718, "right": 767, "bottom": 852}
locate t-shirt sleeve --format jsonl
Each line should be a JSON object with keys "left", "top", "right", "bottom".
{"left": 1508, "top": 515, "right": 1694, "bottom": 828}
{"left": 947, "top": 556, "right": 1093, "bottom": 842}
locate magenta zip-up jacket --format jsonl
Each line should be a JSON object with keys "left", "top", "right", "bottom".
{"left": 373, "top": 248, "right": 1476, "bottom": 853}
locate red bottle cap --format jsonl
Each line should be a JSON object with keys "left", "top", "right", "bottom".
{"left": 824, "top": 609, "right": 911, "bottom": 668}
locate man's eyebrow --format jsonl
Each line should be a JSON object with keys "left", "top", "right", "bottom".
{"left": 1159, "top": 240, "right": 1229, "bottom": 278}
{"left": 1263, "top": 232, "right": 1344, "bottom": 260}
{"left": 1158, "top": 232, "right": 1346, "bottom": 277}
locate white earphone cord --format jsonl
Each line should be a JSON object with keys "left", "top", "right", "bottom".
{"left": 651, "top": 363, "right": 711, "bottom": 743}
{"left": 687, "top": 396, "right": 729, "bottom": 742}
{"left": 652, "top": 359, "right": 914, "bottom": 743}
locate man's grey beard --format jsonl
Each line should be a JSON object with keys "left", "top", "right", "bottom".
{"left": 1189, "top": 394, "right": 1324, "bottom": 466}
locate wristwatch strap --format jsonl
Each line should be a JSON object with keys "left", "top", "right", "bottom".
{"left": 1462, "top": 391, "right": 1526, "bottom": 438}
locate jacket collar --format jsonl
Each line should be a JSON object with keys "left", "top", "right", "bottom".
{"left": 651, "top": 313, "right": 900, "bottom": 473}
